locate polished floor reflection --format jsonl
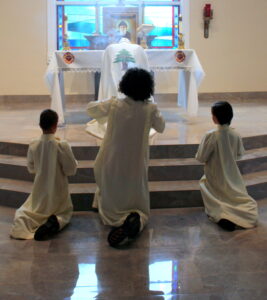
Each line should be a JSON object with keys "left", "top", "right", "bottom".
{"left": 1, "top": 96, "right": 267, "bottom": 145}
{"left": 1, "top": 199, "right": 267, "bottom": 299}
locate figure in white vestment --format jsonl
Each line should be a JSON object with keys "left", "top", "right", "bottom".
{"left": 86, "top": 38, "right": 151, "bottom": 139}
{"left": 98, "top": 38, "right": 149, "bottom": 100}
{"left": 10, "top": 109, "right": 78, "bottom": 240}
{"left": 87, "top": 68, "right": 165, "bottom": 247}
{"left": 196, "top": 101, "right": 258, "bottom": 231}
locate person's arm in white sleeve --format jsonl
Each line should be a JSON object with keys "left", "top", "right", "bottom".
{"left": 58, "top": 141, "right": 78, "bottom": 176}
{"left": 195, "top": 132, "right": 215, "bottom": 163}
{"left": 151, "top": 106, "right": 165, "bottom": 133}
{"left": 27, "top": 146, "right": 35, "bottom": 174}
{"left": 237, "top": 135, "right": 245, "bottom": 160}
{"left": 87, "top": 98, "right": 114, "bottom": 124}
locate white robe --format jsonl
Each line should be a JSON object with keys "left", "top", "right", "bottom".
{"left": 86, "top": 39, "right": 151, "bottom": 139}
{"left": 87, "top": 97, "right": 165, "bottom": 230}
{"left": 195, "top": 125, "right": 258, "bottom": 228}
{"left": 10, "top": 134, "right": 78, "bottom": 239}
{"left": 98, "top": 38, "right": 150, "bottom": 100}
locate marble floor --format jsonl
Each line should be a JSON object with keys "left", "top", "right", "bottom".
{"left": 1, "top": 199, "right": 267, "bottom": 300}
{"left": 1, "top": 96, "right": 267, "bottom": 145}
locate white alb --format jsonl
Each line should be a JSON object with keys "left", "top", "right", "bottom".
{"left": 196, "top": 125, "right": 258, "bottom": 228}
{"left": 87, "top": 97, "right": 165, "bottom": 230}
{"left": 10, "top": 134, "right": 77, "bottom": 239}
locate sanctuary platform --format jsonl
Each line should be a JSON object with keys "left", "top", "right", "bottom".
{"left": 0, "top": 94, "right": 267, "bottom": 210}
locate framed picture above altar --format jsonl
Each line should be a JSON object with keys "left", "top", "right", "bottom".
{"left": 103, "top": 7, "right": 139, "bottom": 44}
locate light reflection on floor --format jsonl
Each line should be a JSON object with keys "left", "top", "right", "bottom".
{"left": 149, "top": 260, "right": 179, "bottom": 297}
{"left": 71, "top": 264, "right": 98, "bottom": 299}
{"left": 71, "top": 260, "right": 180, "bottom": 299}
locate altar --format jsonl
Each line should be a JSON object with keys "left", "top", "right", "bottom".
{"left": 45, "top": 49, "right": 205, "bottom": 124}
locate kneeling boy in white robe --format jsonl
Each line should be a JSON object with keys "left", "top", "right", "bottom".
{"left": 196, "top": 101, "right": 258, "bottom": 231}
{"left": 87, "top": 68, "right": 165, "bottom": 247}
{"left": 10, "top": 109, "right": 78, "bottom": 240}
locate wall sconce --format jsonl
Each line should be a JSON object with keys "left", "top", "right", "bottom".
{"left": 203, "top": 4, "right": 213, "bottom": 38}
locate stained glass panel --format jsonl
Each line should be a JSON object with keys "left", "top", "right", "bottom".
{"left": 57, "top": 1, "right": 181, "bottom": 50}
{"left": 57, "top": 6, "right": 95, "bottom": 50}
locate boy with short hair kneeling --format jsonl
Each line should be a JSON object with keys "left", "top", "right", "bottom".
{"left": 196, "top": 101, "right": 258, "bottom": 231}
{"left": 10, "top": 109, "right": 77, "bottom": 240}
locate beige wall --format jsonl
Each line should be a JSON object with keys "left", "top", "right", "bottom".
{"left": 190, "top": 0, "right": 267, "bottom": 92}
{"left": 0, "top": 0, "right": 266, "bottom": 95}
{"left": 0, "top": 0, "right": 47, "bottom": 95}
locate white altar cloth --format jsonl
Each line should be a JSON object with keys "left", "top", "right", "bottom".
{"left": 45, "top": 49, "right": 205, "bottom": 124}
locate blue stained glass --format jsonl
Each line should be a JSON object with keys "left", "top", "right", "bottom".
{"left": 173, "top": 5, "right": 179, "bottom": 48}
{"left": 144, "top": 6, "right": 178, "bottom": 48}
{"left": 57, "top": 3, "right": 180, "bottom": 50}
{"left": 57, "top": 6, "right": 95, "bottom": 50}
{"left": 57, "top": 6, "right": 64, "bottom": 50}
{"left": 61, "top": 0, "right": 177, "bottom": 1}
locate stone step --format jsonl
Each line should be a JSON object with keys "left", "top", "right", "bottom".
{"left": 0, "top": 170, "right": 266, "bottom": 211}
{"left": 1, "top": 134, "right": 267, "bottom": 159}
{"left": 0, "top": 142, "right": 199, "bottom": 159}
{"left": 1, "top": 147, "right": 267, "bottom": 183}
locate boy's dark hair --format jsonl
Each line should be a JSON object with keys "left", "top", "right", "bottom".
{"left": 119, "top": 68, "right": 154, "bottom": 101}
{"left": 118, "top": 21, "right": 127, "bottom": 28}
{"left": 39, "top": 109, "right": 58, "bottom": 130}
{"left": 211, "top": 101, "right": 233, "bottom": 125}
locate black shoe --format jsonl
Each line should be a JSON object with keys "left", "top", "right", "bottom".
{"left": 124, "top": 212, "right": 141, "bottom": 238}
{"left": 107, "top": 212, "right": 141, "bottom": 247}
{"left": 34, "top": 215, "right": 60, "bottom": 241}
{"left": 218, "top": 219, "right": 236, "bottom": 232}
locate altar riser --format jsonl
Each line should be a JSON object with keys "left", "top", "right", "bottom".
{"left": 1, "top": 182, "right": 266, "bottom": 211}
{"left": 1, "top": 134, "right": 267, "bottom": 159}
{"left": 1, "top": 134, "right": 267, "bottom": 210}
{"left": 1, "top": 155, "right": 267, "bottom": 183}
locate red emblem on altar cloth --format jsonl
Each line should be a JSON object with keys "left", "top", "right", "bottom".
{"left": 63, "top": 52, "right": 75, "bottom": 64}
{"left": 175, "top": 51, "right": 186, "bottom": 63}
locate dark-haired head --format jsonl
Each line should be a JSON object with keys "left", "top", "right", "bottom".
{"left": 118, "top": 21, "right": 127, "bottom": 28}
{"left": 119, "top": 68, "right": 154, "bottom": 101}
{"left": 211, "top": 101, "right": 233, "bottom": 125}
{"left": 39, "top": 109, "right": 58, "bottom": 132}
